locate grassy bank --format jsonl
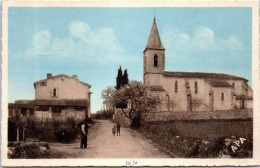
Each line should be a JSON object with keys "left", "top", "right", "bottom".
{"left": 138, "top": 119, "right": 253, "bottom": 158}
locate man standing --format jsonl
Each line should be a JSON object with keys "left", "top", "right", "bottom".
{"left": 116, "top": 121, "right": 121, "bottom": 136}
{"left": 80, "top": 119, "right": 89, "bottom": 149}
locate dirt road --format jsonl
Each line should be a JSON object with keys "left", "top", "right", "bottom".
{"left": 49, "top": 119, "right": 170, "bottom": 158}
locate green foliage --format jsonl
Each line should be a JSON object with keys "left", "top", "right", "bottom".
{"left": 101, "top": 86, "right": 116, "bottom": 110}
{"left": 115, "top": 66, "right": 129, "bottom": 90}
{"left": 113, "top": 81, "right": 161, "bottom": 127}
{"left": 139, "top": 120, "right": 253, "bottom": 158}
{"left": 115, "top": 66, "right": 123, "bottom": 90}
{"left": 122, "top": 69, "right": 129, "bottom": 86}
{"left": 54, "top": 117, "right": 80, "bottom": 143}
{"left": 13, "top": 117, "right": 81, "bottom": 143}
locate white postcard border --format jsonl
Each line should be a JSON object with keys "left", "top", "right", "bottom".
{"left": 1, "top": 0, "right": 259, "bottom": 166}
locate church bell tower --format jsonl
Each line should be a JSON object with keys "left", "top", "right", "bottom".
{"left": 143, "top": 18, "right": 165, "bottom": 86}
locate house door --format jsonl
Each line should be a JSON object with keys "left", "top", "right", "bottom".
{"left": 209, "top": 94, "right": 213, "bottom": 110}
{"left": 187, "top": 95, "right": 192, "bottom": 111}
{"left": 21, "top": 108, "right": 26, "bottom": 116}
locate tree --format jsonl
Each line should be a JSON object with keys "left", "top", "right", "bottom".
{"left": 115, "top": 66, "right": 123, "bottom": 90}
{"left": 113, "top": 80, "right": 161, "bottom": 127}
{"left": 122, "top": 69, "right": 129, "bottom": 86}
{"left": 101, "top": 86, "right": 116, "bottom": 111}
{"left": 115, "top": 66, "right": 129, "bottom": 90}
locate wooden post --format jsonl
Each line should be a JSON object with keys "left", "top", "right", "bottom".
{"left": 22, "top": 128, "right": 25, "bottom": 141}
{"left": 16, "top": 128, "right": 19, "bottom": 142}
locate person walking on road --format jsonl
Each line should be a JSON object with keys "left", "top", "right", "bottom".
{"left": 116, "top": 121, "right": 121, "bottom": 136}
{"left": 80, "top": 119, "right": 89, "bottom": 149}
{"left": 112, "top": 125, "right": 116, "bottom": 136}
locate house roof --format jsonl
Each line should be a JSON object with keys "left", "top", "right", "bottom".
{"left": 163, "top": 71, "right": 248, "bottom": 81}
{"left": 35, "top": 99, "right": 88, "bottom": 107}
{"left": 8, "top": 103, "right": 16, "bottom": 108}
{"left": 8, "top": 100, "right": 35, "bottom": 108}
{"left": 206, "top": 79, "right": 233, "bottom": 87}
{"left": 144, "top": 18, "right": 165, "bottom": 52}
{"left": 149, "top": 85, "right": 165, "bottom": 91}
{"left": 34, "top": 74, "right": 91, "bottom": 88}
{"left": 15, "top": 100, "right": 35, "bottom": 104}
{"left": 8, "top": 99, "right": 88, "bottom": 108}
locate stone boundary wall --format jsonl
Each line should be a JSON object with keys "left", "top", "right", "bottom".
{"left": 143, "top": 109, "right": 253, "bottom": 122}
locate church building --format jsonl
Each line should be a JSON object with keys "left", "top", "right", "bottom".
{"left": 143, "top": 18, "right": 253, "bottom": 112}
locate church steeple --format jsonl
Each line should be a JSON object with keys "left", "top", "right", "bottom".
{"left": 143, "top": 17, "right": 165, "bottom": 86}
{"left": 144, "top": 18, "right": 165, "bottom": 52}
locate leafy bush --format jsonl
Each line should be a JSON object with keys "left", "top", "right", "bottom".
{"left": 19, "top": 117, "right": 81, "bottom": 143}
{"left": 54, "top": 117, "right": 80, "bottom": 143}
{"left": 139, "top": 120, "right": 253, "bottom": 158}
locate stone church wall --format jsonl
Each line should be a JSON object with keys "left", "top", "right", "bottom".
{"left": 245, "top": 100, "right": 253, "bottom": 109}
{"left": 162, "top": 77, "right": 213, "bottom": 111}
{"left": 213, "top": 87, "right": 233, "bottom": 110}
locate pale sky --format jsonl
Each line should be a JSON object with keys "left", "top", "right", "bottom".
{"left": 8, "top": 7, "right": 252, "bottom": 113}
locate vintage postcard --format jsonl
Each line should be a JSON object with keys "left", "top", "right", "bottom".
{"left": 1, "top": 0, "right": 259, "bottom": 166}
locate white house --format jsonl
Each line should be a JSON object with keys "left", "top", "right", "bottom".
{"left": 33, "top": 73, "right": 92, "bottom": 120}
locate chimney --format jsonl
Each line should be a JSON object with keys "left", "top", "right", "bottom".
{"left": 72, "top": 75, "right": 77, "bottom": 79}
{"left": 47, "top": 73, "right": 52, "bottom": 79}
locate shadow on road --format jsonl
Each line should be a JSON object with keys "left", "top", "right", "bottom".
{"left": 69, "top": 147, "right": 96, "bottom": 149}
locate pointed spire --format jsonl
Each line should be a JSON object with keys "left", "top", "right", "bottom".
{"left": 144, "top": 17, "right": 165, "bottom": 52}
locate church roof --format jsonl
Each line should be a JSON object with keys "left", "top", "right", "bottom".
{"left": 206, "top": 79, "right": 233, "bottom": 87}
{"left": 163, "top": 71, "right": 248, "bottom": 81}
{"left": 144, "top": 18, "right": 165, "bottom": 52}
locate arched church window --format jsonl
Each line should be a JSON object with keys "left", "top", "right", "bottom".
{"left": 195, "top": 81, "right": 198, "bottom": 93}
{"left": 154, "top": 55, "right": 158, "bottom": 67}
{"left": 221, "top": 92, "right": 224, "bottom": 100}
{"left": 175, "top": 81, "right": 178, "bottom": 93}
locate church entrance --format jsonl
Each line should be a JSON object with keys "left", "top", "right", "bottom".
{"left": 187, "top": 95, "right": 192, "bottom": 111}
